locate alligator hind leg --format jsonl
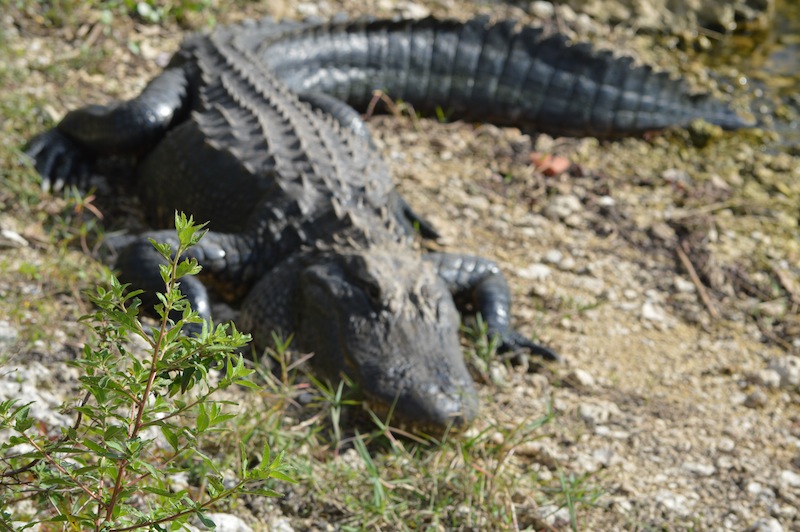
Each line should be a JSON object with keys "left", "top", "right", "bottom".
{"left": 424, "top": 252, "right": 560, "bottom": 362}
{"left": 25, "top": 67, "right": 191, "bottom": 191}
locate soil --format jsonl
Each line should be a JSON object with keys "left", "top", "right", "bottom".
{"left": 1, "top": 0, "right": 798, "bottom": 530}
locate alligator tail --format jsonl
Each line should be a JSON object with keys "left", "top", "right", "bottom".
{"left": 250, "top": 17, "right": 753, "bottom": 138}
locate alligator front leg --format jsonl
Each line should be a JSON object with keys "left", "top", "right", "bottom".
{"left": 424, "top": 252, "right": 560, "bottom": 362}
{"left": 112, "top": 229, "right": 260, "bottom": 329}
{"left": 25, "top": 67, "right": 191, "bottom": 190}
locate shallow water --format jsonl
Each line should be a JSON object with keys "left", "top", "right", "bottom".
{"left": 738, "top": 0, "right": 799, "bottom": 147}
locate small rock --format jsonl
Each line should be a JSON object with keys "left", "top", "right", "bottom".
{"left": 655, "top": 489, "right": 693, "bottom": 517}
{"left": 489, "top": 363, "right": 509, "bottom": 388}
{"left": 649, "top": 222, "right": 676, "bottom": 242}
{"left": 673, "top": 275, "right": 696, "bottom": 293}
{"left": 747, "top": 517, "right": 784, "bottom": 532}
{"left": 538, "top": 504, "right": 572, "bottom": 529}
{"left": 748, "top": 369, "right": 782, "bottom": 389}
{"left": 593, "top": 425, "right": 631, "bottom": 439}
{"left": 578, "top": 400, "right": 621, "bottom": 426}
{"left": 543, "top": 249, "right": 563, "bottom": 264}
{"left": 565, "top": 368, "right": 595, "bottom": 389}
{"left": 744, "top": 389, "right": 768, "bottom": 409}
{"left": 597, "top": 195, "right": 615, "bottom": 207}
{"left": 780, "top": 469, "right": 800, "bottom": 489}
{"left": 681, "top": 461, "right": 716, "bottom": 477}
{"left": 517, "top": 263, "right": 551, "bottom": 281}
{"left": 267, "top": 516, "right": 295, "bottom": 532}
{"left": 396, "top": 1, "right": 430, "bottom": 18}
{"left": 0, "top": 228, "right": 28, "bottom": 248}
{"left": 295, "top": 2, "right": 322, "bottom": 16}
{"left": 529, "top": 1, "right": 554, "bottom": 18}
{"left": 717, "top": 437, "right": 736, "bottom": 453}
{"left": 768, "top": 356, "right": 800, "bottom": 388}
{"left": 544, "top": 194, "right": 582, "bottom": 221}
{"left": 641, "top": 300, "right": 668, "bottom": 323}
{"left": 558, "top": 256, "right": 576, "bottom": 270}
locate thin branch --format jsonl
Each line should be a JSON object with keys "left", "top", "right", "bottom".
{"left": 676, "top": 241, "right": 718, "bottom": 319}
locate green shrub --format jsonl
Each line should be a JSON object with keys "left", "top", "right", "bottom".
{"left": 0, "top": 212, "right": 293, "bottom": 530}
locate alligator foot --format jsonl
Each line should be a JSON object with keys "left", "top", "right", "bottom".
{"left": 24, "top": 129, "right": 92, "bottom": 191}
{"left": 496, "top": 329, "right": 561, "bottom": 363}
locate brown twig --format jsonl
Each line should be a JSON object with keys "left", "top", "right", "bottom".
{"left": 676, "top": 241, "right": 718, "bottom": 319}
{"left": 772, "top": 264, "right": 800, "bottom": 311}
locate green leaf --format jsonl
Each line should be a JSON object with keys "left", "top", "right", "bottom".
{"left": 161, "top": 426, "right": 179, "bottom": 451}
{"left": 142, "top": 485, "right": 174, "bottom": 497}
{"left": 260, "top": 441, "right": 271, "bottom": 469}
{"left": 196, "top": 403, "right": 209, "bottom": 432}
{"left": 196, "top": 511, "right": 217, "bottom": 528}
{"left": 268, "top": 471, "right": 296, "bottom": 484}
{"left": 245, "top": 487, "right": 283, "bottom": 498}
{"left": 14, "top": 405, "right": 33, "bottom": 432}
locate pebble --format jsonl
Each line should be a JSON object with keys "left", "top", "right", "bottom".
{"left": 529, "top": 1, "right": 555, "bottom": 18}
{"left": 641, "top": 300, "right": 669, "bottom": 324}
{"left": 681, "top": 461, "right": 717, "bottom": 477}
{"left": 578, "top": 400, "right": 621, "bottom": 426}
{"left": 543, "top": 249, "right": 563, "bottom": 264}
{"left": 747, "top": 518, "right": 783, "bottom": 532}
{"left": 538, "top": 504, "right": 572, "bottom": 529}
{"left": 593, "top": 426, "right": 630, "bottom": 439}
{"left": 768, "top": 356, "right": 800, "bottom": 388}
{"left": 573, "top": 275, "right": 605, "bottom": 296}
{"left": 267, "top": 516, "right": 295, "bottom": 532}
{"left": 489, "top": 363, "right": 509, "bottom": 388}
{"left": 517, "top": 263, "right": 551, "bottom": 281}
{"left": 673, "top": 275, "right": 696, "bottom": 293}
{"left": 0, "top": 228, "right": 28, "bottom": 248}
{"left": 544, "top": 194, "right": 582, "bottom": 221}
{"left": 744, "top": 389, "right": 768, "bottom": 409}
{"left": 748, "top": 369, "right": 782, "bottom": 389}
{"left": 717, "top": 437, "right": 736, "bottom": 453}
{"left": 654, "top": 490, "right": 693, "bottom": 517}
{"left": 566, "top": 368, "right": 595, "bottom": 388}
{"left": 780, "top": 469, "right": 800, "bottom": 488}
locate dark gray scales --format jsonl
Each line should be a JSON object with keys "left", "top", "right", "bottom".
{"left": 24, "top": 16, "right": 751, "bottom": 431}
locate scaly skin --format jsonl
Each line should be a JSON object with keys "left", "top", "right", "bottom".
{"left": 24, "top": 18, "right": 572, "bottom": 432}
{"left": 247, "top": 16, "right": 752, "bottom": 138}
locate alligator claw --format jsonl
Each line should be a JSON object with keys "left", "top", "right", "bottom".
{"left": 24, "top": 129, "right": 91, "bottom": 192}
{"left": 497, "top": 329, "right": 561, "bottom": 363}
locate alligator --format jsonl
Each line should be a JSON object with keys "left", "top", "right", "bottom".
{"left": 24, "top": 16, "right": 751, "bottom": 431}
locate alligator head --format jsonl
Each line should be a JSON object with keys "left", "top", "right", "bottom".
{"left": 294, "top": 248, "right": 479, "bottom": 431}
